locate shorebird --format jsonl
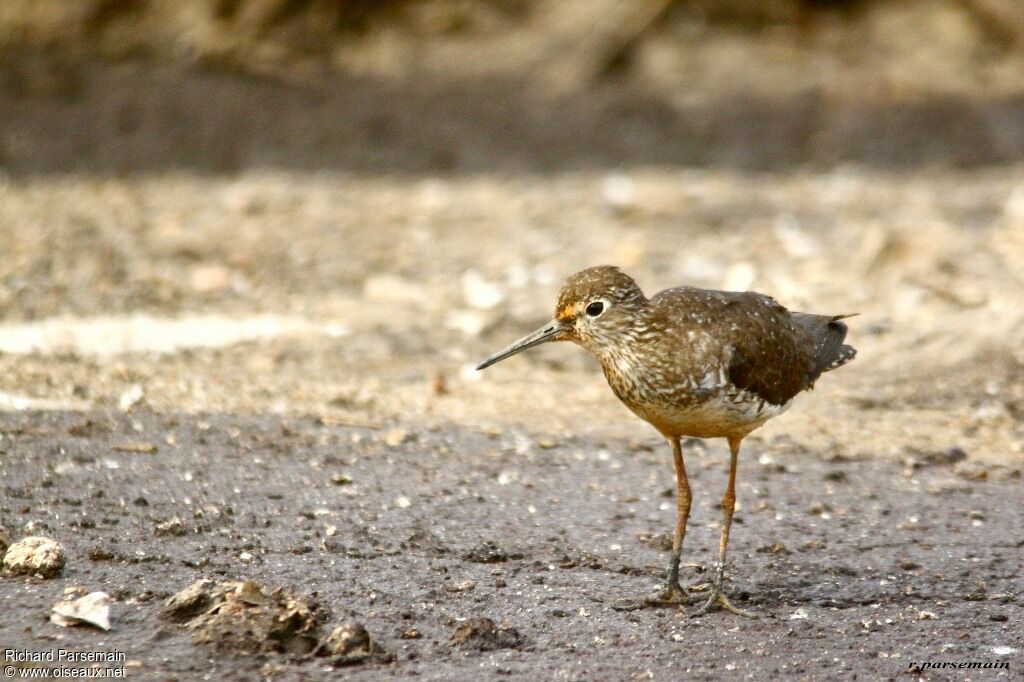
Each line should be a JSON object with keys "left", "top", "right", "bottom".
{"left": 476, "top": 266, "right": 856, "bottom": 616}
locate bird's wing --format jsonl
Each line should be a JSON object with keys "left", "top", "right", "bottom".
{"left": 718, "top": 292, "right": 817, "bottom": 406}
{"left": 649, "top": 288, "right": 816, "bottom": 406}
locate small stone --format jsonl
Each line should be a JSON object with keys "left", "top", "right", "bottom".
{"left": 113, "top": 442, "right": 158, "bottom": 454}
{"left": 3, "top": 536, "right": 66, "bottom": 578}
{"left": 401, "top": 628, "right": 421, "bottom": 639}
{"left": 450, "top": 617, "right": 523, "bottom": 651}
{"left": 916, "top": 610, "right": 937, "bottom": 620}
{"left": 757, "top": 542, "right": 791, "bottom": 555}
{"left": 235, "top": 580, "right": 266, "bottom": 605}
{"left": 330, "top": 473, "right": 353, "bottom": 486}
{"left": 384, "top": 429, "right": 408, "bottom": 447}
{"left": 446, "top": 579, "right": 476, "bottom": 592}
{"left": 636, "top": 533, "right": 673, "bottom": 552}
{"left": 395, "top": 496, "right": 411, "bottom": 509}
{"left": 118, "top": 384, "right": 145, "bottom": 411}
{"left": 321, "top": 621, "right": 382, "bottom": 664}
{"left": 463, "top": 541, "right": 508, "bottom": 564}
{"left": 239, "top": 551, "right": 254, "bottom": 563}
{"left": 954, "top": 461, "right": 988, "bottom": 481}
{"left": 163, "top": 579, "right": 217, "bottom": 622}
{"left": 496, "top": 470, "right": 519, "bottom": 486}
{"left": 155, "top": 517, "right": 187, "bottom": 537}
{"left": 807, "top": 502, "right": 831, "bottom": 515}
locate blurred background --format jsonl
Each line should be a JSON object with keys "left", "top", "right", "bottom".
{"left": 1, "top": 0, "right": 1023, "bottom": 462}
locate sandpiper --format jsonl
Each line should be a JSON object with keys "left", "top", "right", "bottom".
{"left": 477, "top": 265, "right": 856, "bottom": 616}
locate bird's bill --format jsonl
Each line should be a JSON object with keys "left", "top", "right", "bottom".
{"left": 476, "top": 320, "right": 566, "bottom": 370}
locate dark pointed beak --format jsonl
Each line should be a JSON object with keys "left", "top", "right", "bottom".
{"left": 476, "top": 319, "right": 566, "bottom": 370}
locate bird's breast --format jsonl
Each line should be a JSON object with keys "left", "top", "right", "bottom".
{"left": 598, "top": 347, "right": 791, "bottom": 438}
{"left": 599, "top": 345, "right": 712, "bottom": 410}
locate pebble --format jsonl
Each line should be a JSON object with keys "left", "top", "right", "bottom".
{"left": 450, "top": 617, "right": 523, "bottom": 651}
{"left": 155, "top": 517, "right": 187, "bottom": 537}
{"left": 384, "top": 429, "right": 408, "bottom": 447}
{"left": 463, "top": 541, "right": 509, "bottom": 564}
{"left": 447, "top": 579, "right": 477, "bottom": 592}
{"left": 322, "top": 621, "right": 381, "bottom": 663}
{"left": 118, "top": 384, "right": 145, "bottom": 412}
{"left": 2, "top": 536, "right": 66, "bottom": 578}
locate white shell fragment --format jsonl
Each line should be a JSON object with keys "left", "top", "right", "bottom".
{"left": 51, "top": 592, "right": 113, "bottom": 631}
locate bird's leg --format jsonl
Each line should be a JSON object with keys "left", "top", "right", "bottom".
{"left": 641, "top": 437, "right": 698, "bottom": 606}
{"left": 613, "top": 436, "right": 697, "bottom": 610}
{"left": 693, "top": 436, "right": 757, "bottom": 618}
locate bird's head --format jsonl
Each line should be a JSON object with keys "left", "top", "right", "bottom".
{"left": 476, "top": 265, "right": 648, "bottom": 370}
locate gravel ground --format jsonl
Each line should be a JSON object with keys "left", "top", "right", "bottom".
{"left": 0, "top": 410, "right": 1020, "bottom": 680}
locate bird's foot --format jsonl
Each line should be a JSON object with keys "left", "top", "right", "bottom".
{"left": 690, "top": 586, "right": 757, "bottom": 618}
{"left": 611, "top": 583, "right": 700, "bottom": 611}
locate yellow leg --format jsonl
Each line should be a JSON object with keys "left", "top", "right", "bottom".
{"left": 665, "top": 435, "right": 692, "bottom": 592}
{"left": 693, "top": 436, "right": 757, "bottom": 618}
{"left": 613, "top": 436, "right": 697, "bottom": 610}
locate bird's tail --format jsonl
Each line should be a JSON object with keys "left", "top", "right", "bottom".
{"left": 791, "top": 312, "right": 858, "bottom": 384}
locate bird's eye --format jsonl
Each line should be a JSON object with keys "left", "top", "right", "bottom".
{"left": 586, "top": 301, "right": 605, "bottom": 317}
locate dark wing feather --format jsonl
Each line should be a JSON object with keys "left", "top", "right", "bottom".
{"left": 647, "top": 287, "right": 856, "bottom": 407}
{"left": 724, "top": 293, "right": 817, "bottom": 406}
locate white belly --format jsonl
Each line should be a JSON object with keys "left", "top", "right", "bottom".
{"left": 631, "top": 389, "right": 794, "bottom": 439}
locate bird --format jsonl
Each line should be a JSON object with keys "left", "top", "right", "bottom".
{"left": 476, "top": 265, "right": 856, "bottom": 617}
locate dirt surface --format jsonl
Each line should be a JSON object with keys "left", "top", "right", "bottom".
{"left": 2, "top": 1, "right": 1024, "bottom": 678}
{"left": 2, "top": 165, "right": 1024, "bottom": 465}
{"left": 0, "top": 410, "right": 1020, "bottom": 680}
